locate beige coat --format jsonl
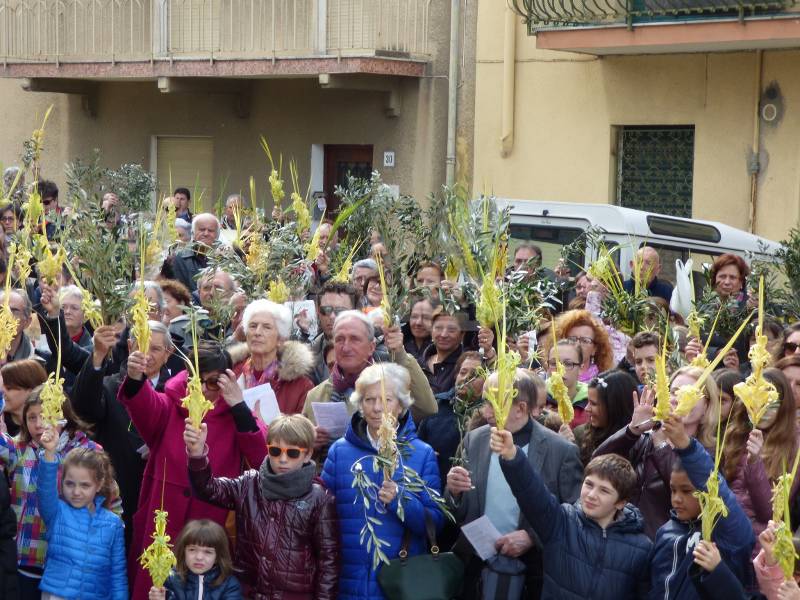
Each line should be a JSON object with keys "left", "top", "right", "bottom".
{"left": 302, "top": 349, "right": 437, "bottom": 424}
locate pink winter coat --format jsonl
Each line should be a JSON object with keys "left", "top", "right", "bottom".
{"left": 118, "top": 370, "right": 268, "bottom": 600}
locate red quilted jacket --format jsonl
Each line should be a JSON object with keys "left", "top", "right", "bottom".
{"left": 188, "top": 456, "right": 339, "bottom": 600}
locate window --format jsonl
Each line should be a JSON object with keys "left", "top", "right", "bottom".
{"left": 616, "top": 126, "right": 695, "bottom": 218}
{"left": 642, "top": 241, "right": 719, "bottom": 291}
{"left": 508, "top": 224, "right": 585, "bottom": 275}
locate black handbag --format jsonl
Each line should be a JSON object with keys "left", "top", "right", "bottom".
{"left": 378, "top": 512, "right": 465, "bottom": 600}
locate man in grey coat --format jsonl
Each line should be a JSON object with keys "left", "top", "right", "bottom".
{"left": 446, "top": 369, "right": 583, "bottom": 600}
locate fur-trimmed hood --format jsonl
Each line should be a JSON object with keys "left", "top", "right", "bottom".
{"left": 231, "top": 340, "right": 314, "bottom": 383}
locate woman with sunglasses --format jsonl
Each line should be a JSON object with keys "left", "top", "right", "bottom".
{"left": 185, "top": 413, "right": 339, "bottom": 599}
{"left": 776, "top": 323, "right": 800, "bottom": 361}
{"left": 232, "top": 299, "right": 315, "bottom": 415}
{"left": 322, "top": 363, "right": 443, "bottom": 600}
{"left": 120, "top": 342, "right": 268, "bottom": 600}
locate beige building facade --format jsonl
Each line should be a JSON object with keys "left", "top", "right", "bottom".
{"left": 473, "top": 1, "right": 800, "bottom": 243}
{"left": 0, "top": 0, "right": 477, "bottom": 211}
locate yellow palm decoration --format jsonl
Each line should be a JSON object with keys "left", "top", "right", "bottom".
{"left": 80, "top": 291, "right": 103, "bottom": 330}
{"left": 131, "top": 229, "right": 152, "bottom": 354}
{"left": 375, "top": 253, "right": 393, "bottom": 328}
{"left": 140, "top": 465, "right": 177, "bottom": 588}
{"left": 289, "top": 161, "right": 311, "bottom": 235}
{"left": 695, "top": 473, "right": 729, "bottom": 542}
{"left": 35, "top": 235, "right": 66, "bottom": 285}
{"left": 0, "top": 244, "right": 20, "bottom": 358}
{"left": 734, "top": 277, "right": 778, "bottom": 426}
{"left": 771, "top": 450, "right": 800, "bottom": 579}
{"left": 377, "top": 371, "right": 399, "bottom": 482}
{"left": 653, "top": 324, "right": 672, "bottom": 422}
{"left": 482, "top": 303, "right": 521, "bottom": 431}
{"left": 40, "top": 372, "right": 66, "bottom": 426}
{"left": 267, "top": 279, "right": 290, "bottom": 304}
{"left": 180, "top": 316, "right": 214, "bottom": 429}
{"left": 260, "top": 137, "right": 285, "bottom": 206}
{"left": 548, "top": 325, "right": 573, "bottom": 426}
{"left": 332, "top": 241, "right": 363, "bottom": 284}
{"left": 674, "top": 312, "right": 753, "bottom": 417}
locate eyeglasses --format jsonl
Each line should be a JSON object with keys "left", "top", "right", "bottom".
{"left": 319, "top": 305, "right": 348, "bottom": 317}
{"left": 566, "top": 336, "right": 594, "bottom": 346}
{"left": 785, "top": 342, "right": 800, "bottom": 354}
{"left": 200, "top": 375, "right": 220, "bottom": 391}
{"left": 0, "top": 216, "right": 15, "bottom": 223}
{"left": 548, "top": 359, "right": 580, "bottom": 370}
{"left": 267, "top": 445, "right": 307, "bottom": 459}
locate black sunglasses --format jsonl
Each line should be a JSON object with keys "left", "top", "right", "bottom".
{"left": 319, "top": 305, "right": 348, "bottom": 316}
{"left": 200, "top": 375, "right": 220, "bottom": 391}
{"left": 785, "top": 342, "right": 800, "bottom": 354}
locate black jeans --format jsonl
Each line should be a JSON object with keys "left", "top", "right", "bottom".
{"left": 17, "top": 571, "right": 41, "bottom": 600}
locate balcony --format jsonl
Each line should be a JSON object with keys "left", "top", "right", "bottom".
{"left": 0, "top": 0, "right": 431, "bottom": 78}
{"left": 509, "top": 0, "right": 800, "bottom": 55}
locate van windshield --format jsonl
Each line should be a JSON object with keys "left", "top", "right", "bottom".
{"left": 508, "top": 224, "right": 585, "bottom": 276}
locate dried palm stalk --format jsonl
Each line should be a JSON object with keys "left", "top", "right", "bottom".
{"left": 139, "top": 510, "right": 176, "bottom": 587}
{"left": 267, "top": 279, "right": 290, "bottom": 304}
{"left": 40, "top": 372, "right": 66, "bottom": 426}
{"left": 260, "top": 137, "right": 285, "bottom": 207}
{"left": 377, "top": 371, "right": 399, "bottom": 482}
{"left": 548, "top": 323, "right": 573, "bottom": 426}
{"left": 0, "top": 245, "right": 20, "bottom": 358}
{"left": 771, "top": 449, "right": 800, "bottom": 579}
{"left": 482, "top": 303, "right": 521, "bottom": 431}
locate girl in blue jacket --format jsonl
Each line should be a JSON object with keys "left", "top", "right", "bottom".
{"left": 38, "top": 425, "right": 127, "bottom": 600}
{"left": 649, "top": 417, "right": 755, "bottom": 599}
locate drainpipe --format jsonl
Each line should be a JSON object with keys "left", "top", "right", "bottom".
{"left": 748, "top": 49, "right": 763, "bottom": 233}
{"left": 445, "top": 0, "right": 461, "bottom": 186}
{"left": 500, "top": 6, "right": 516, "bottom": 157}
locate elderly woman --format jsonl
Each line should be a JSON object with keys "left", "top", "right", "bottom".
{"left": 554, "top": 309, "right": 614, "bottom": 382}
{"left": 58, "top": 285, "right": 92, "bottom": 348}
{"left": 710, "top": 253, "right": 750, "bottom": 301}
{"left": 322, "top": 363, "right": 443, "bottom": 600}
{"left": 234, "top": 299, "right": 315, "bottom": 415}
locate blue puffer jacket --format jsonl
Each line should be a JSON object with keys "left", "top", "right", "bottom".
{"left": 649, "top": 439, "right": 755, "bottom": 600}
{"left": 37, "top": 456, "right": 127, "bottom": 600}
{"left": 163, "top": 567, "right": 242, "bottom": 599}
{"left": 499, "top": 449, "right": 652, "bottom": 600}
{"left": 322, "top": 412, "right": 443, "bottom": 600}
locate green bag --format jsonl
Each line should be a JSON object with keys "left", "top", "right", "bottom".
{"left": 377, "top": 514, "right": 465, "bottom": 600}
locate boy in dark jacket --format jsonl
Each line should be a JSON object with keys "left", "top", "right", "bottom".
{"left": 186, "top": 413, "right": 340, "bottom": 600}
{"left": 650, "top": 417, "right": 756, "bottom": 599}
{"left": 490, "top": 427, "right": 652, "bottom": 600}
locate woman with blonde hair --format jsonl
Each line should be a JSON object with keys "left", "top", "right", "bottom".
{"left": 722, "top": 368, "right": 798, "bottom": 548}
{"left": 554, "top": 310, "right": 614, "bottom": 383}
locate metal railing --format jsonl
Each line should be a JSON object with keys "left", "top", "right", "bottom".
{"left": 0, "top": 0, "right": 431, "bottom": 63}
{"left": 508, "top": 0, "right": 799, "bottom": 28}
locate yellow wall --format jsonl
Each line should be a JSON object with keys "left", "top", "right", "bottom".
{"left": 0, "top": 76, "right": 448, "bottom": 210}
{"left": 473, "top": 3, "right": 800, "bottom": 242}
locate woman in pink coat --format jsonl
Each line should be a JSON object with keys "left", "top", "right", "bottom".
{"left": 119, "top": 344, "right": 268, "bottom": 600}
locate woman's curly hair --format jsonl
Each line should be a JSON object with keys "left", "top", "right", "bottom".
{"left": 554, "top": 309, "right": 614, "bottom": 372}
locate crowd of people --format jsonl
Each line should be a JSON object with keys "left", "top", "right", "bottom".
{"left": 0, "top": 168, "right": 800, "bottom": 600}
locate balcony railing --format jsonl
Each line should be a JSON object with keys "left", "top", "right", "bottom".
{"left": 0, "top": 0, "right": 431, "bottom": 63}
{"left": 509, "top": 0, "right": 799, "bottom": 28}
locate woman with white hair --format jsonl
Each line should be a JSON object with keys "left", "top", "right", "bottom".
{"left": 233, "top": 298, "right": 315, "bottom": 415}
{"left": 322, "top": 363, "right": 443, "bottom": 600}
{"left": 59, "top": 285, "right": 92, "bottom": 348}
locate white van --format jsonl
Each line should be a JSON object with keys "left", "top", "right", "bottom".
{"left": 498, "top": 200, "right": 782, "bottom": 287}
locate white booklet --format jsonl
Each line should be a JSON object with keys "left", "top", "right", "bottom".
{"left": 241, "top": 382, "right": 281, "bottom": 424}
{"left": 461, "top": 516, "right": 502, "bottom": 561}
{"left": 311, "top": 402, "right": 350, "bottom": 439}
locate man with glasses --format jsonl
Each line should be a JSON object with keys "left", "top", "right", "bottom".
{"left": 309, "top": 282, "right": 357, "bottom": 385}
{"left": 0, "top": 290, "right": 48, "bottom": 365}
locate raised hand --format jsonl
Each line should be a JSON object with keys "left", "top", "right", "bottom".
{"left": 747, "top": 428, "right": 764, "bottom": 460}
{"left": 662, "top": 416, "right": 690, "bottom": 450}
{"left": 629, "top": 387, "right": 655, "bottom": 435}
{"left": 489, "top": 427, "right": 516, "bottom": 460}
{"left": 217, "top": 369, "right": 243, "bottom": 407}
{"left": 183, "top": 419, "right": 208, "bottom": 458}
{"left": 759, "top": 521, "right": 778, "bottom": 567}
{"left": 92, "top": 325, "right": 118, "bottom": 367}
{"left": 127, "top": 351, "right": 147, "bottom": 381}
{"left": 692, "top": 540, "right": 721, "bottom": 572}
{"left": 446, "top": 466, "right": 473, "bottom": 498}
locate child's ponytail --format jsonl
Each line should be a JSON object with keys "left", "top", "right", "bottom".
{"left": 62, "top": 447, "right": 118, "bottom": 509}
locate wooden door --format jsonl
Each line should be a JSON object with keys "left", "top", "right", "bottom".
{"left": 323, "top": 144, "right": 373, "bottom": 213}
